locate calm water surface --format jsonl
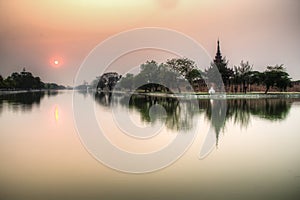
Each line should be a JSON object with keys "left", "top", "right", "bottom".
{"left": 0, "top": 91, "right": 300, "bottom": 199}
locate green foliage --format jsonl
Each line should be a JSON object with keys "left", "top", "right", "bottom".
{"left": 118, "top": 73, "right": 134, "bottom": 91}
{"left": 116, "top": 59, "right": 204, "bottom": 93}
{"left": 96, "top": 72, "right": 121, "bottom": 91}
{"left": 249, "top": 71, "right": 264, "bottom": 85}
{"left": 205, "top": 58, "right": 233, "bottom": 90}
{"left": 262, "top": 64, "right": 292, "bottom": 93}
{"left": 44, "top": 83, "right": 66, "bottom": 90}
{"left": 166, "top": 58, "right": 197, "bottom": 81}
{"left": 231, "top": 62, "right": 292, "bottom": 94}
{"left": 233, "top": 60, "right": 253, "bottom": 93}
{"left": 95, "top": 57, "right": 294, "bottom": 94}
{"left": 0, "top": 75, "right": 4, "bottom": 88}
{"left": 186, "top": 68, "right": 203, "bottom": 83}
{"left": 137, "top": 60, "right": 160, "bottom": 91}
{"left": 0, "top": 69, "right": 67, "bottom": 90}
{"left": 1, "top": 68, "right": 44, "bottom": 90}
{"left": 205, "top": 64, "right": 224, "bottom": 89}
{"left": 140, "top": 60, "right": 160, "bottom": 81}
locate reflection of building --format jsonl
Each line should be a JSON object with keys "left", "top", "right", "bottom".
{"left": 93, "top": 92, "right": 294, "bottom": 147}
{"left": 207, "top": 98, "right": 292, "bottom": 146}
{"left": 208, "top": 99, "right": 227, "bottom": 147}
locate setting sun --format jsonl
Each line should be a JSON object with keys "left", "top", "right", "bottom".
{"left": 49, "top": 56, "right": 64, "bottom": 68}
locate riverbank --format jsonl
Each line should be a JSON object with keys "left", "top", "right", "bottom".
{"left": 0, "top": 89, "right": 70, "bottom": 95}
{"left": 112, "top": 91, "right": 300, "bottom": 99}
{"left": 3, "top": 89, "right": 300, "bottom": 99}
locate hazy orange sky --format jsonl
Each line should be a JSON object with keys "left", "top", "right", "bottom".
{"left": 0, "top": 0, "right": 299, "bottom": 85}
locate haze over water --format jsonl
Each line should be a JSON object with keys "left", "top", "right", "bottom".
{"left": 1, "top": 91, "right": 300, "bottom": 199}
{"left": 1, "top": 0, "right": 300, "bottom": 199}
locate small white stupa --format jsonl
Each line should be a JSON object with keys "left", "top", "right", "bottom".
{"left": 208, "top": 86, "right": 215, "bottom": 95}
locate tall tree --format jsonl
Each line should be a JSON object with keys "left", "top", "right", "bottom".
{"left": 249, "top": 71, "right": 263, "bottom": 86}
{"left": 166, "top": 58, "right": 197, "bottom": 82}
{"left": 166, "top": 58, "right": 199, "bottom": 92}
{"left": 0, "top": 75, "right": 4, "bottom": 89}
{"left": 4, "top": 68, "right": 44, "bottom": 90}
{"left": 97, "top": 72, "right": 121, "bottom": 91}
{"left": 135, "top": 60, "right": 160, "bottom": 92}
{"left": 118, "top": 73, "right": 134, "bottom": 91}
{"left": 234, "top": 60, "right": 253, "bottom": 93}
{"left": 233, "top": 66, "right": 241, "bottom": 93}
{"left": 262, "top": 64, "right": 291, "bottom": 94}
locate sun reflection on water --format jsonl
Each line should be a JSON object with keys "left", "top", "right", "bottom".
{"left": 55, "top": 106, "right": 59, "bottom": 122}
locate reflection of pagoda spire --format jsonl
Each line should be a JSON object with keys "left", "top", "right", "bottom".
{"left": 212, "top": 121, "right": 221, "bottom": 148}
{"left": 216, "top": 131, "right": 221, "bottom": 147}
{"left": 210, "top": 99, "right": 226, "bottom": 147}
{"left": 214, "top": 39, "right": 223, "bottom": 64}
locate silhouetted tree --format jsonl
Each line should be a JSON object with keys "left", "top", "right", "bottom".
{"left": 96, "top": 72, "right": 121, "bottom": 92}
{"left": 262, "top": 65, "right": 291, "bottom": 94}
{"left": 166, "top": 58, "right": 198, "bottom": 82}
{"left": 3, "top": 68, "right": 44, "bottom": 90}
{"left": 234, "top": 60, "right": 253, "bottom": 93}
{"left": 0, "top": 75, "right": 4, "bottom": 89}
{"left": 44, "top": 83, "right": 66, "bottom": 90}
{"left": 233, "top": 66, "right": 240, "bottom": 93}
{"left": 249, "top": 71, "right": 264, "bottom": 86}
{"left": 118, "top": 73, "right": 134, "bottom": 91}
{"left": 186, "top": 68, "right": 204, "bottom": 90}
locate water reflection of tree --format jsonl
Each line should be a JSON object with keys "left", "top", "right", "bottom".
{"left": 0, "top": 91, "right": 45, "bottom": 112}
{"left": 94, "top": 93, "right": 200, "bottom": 131}
{"left": 93, "top": 92, "right": 295, "bottom": 145}
{"left": 248, "top": 98, "right": 291, "bottom": 121}
{"left": 122, "top": 95, "right": 200, "bottom": 131}
{"left": 46, "top": 90, "right": 59, "bottom": 97}
{"left": 203, "top": 98, "right": 293, "bottom": 145}
{"left": 94, "top": 92, "right": 112, "bottom": 107}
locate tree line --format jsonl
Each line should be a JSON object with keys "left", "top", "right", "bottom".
{"left": 96, "top": 58, "right": 293, "bottom": 94}
{"left": 0, "top": 68, "right": 66, "bottom": 90}
{"left": 116, "top": 58, "right": 202, "bottom": 93}
{"left": 206, "top": 59, "right": 292, "bottom": 94}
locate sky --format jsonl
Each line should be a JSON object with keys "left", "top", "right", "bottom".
{"left": 0, "top": 0, "right": 300, "bottom": 86}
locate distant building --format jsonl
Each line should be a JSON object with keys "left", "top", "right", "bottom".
{"left": 204, "top": 39, "right": 234, "bottom": 92}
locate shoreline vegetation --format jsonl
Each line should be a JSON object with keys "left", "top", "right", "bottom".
{"left": 1, "top": 41, "right": 300, "bottom": 97}
{"left": 0, "top": 68, "right": 71, "bottom": 92}
{"left": 84, "top": 57, "right": 300, "bottom": 96}
{"left": 1, "top": 89, "right": 300, "bottom": 100}
{"left": 94, "top": 89, "right": 300, "bottom": 99}
{"left": 79, "top": 41, "right": 300, "bottom": 95}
